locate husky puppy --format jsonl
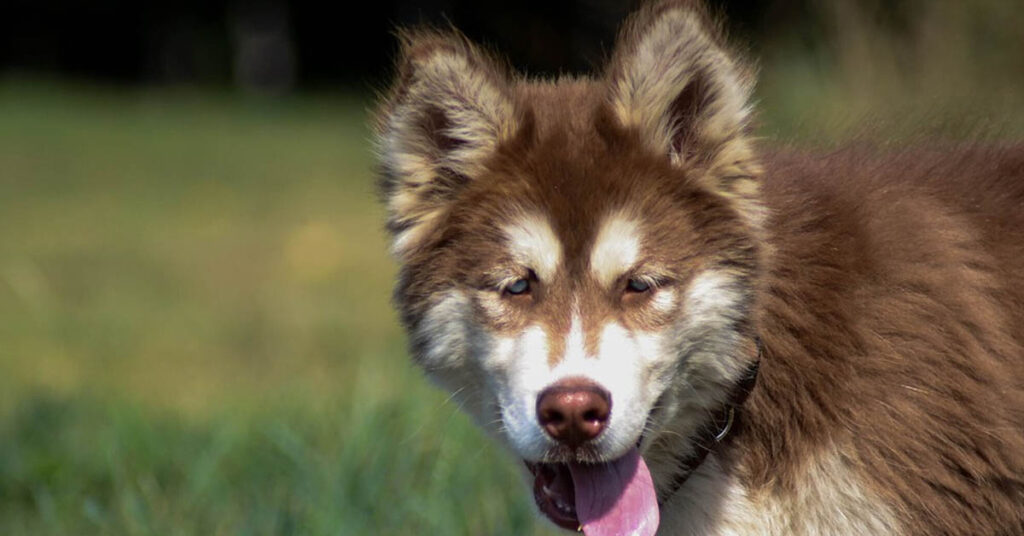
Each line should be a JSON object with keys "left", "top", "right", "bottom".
{"left": 373, "top": 1, "right": 1024, "bottom": 534}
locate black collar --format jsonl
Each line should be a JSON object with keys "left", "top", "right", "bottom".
{"left": 657, "top": 339, "right": 762, "bottom": 506}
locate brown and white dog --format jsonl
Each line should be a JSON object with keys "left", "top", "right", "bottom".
{"left": 373, "top": 1, "right": 1024, "bottom": 534}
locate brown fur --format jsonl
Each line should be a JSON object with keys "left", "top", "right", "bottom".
{"left": 375, "top": 0, "right": 1024, "bottom": 533}
{"left": 741, "top": 144, "right": 1024, "bottom": 534}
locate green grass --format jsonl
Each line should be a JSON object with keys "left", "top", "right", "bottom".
{"left": 0, "top": 81, "right": 555, "bottom": 535}
{"left": 0, "top": 392, "right": 543, "bottom": 535}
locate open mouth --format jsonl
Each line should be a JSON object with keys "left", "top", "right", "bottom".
{"left": 525, "top": 448, "right": 659, "bottom": 535}
{"left": 528, "top": 461, "right": 580, "bottom": 530}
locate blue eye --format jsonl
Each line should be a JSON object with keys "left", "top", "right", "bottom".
{"left": 626, "top": 278, "right": 651, "bottom": 292}
{"left": 506, "top": 278, "right": 530, "bottom": 295}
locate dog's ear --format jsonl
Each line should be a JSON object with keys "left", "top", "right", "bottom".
{"left": 375, "top": 29, "right": 520, "bottom": 258}
{"left": 606, "top": 1, "right": 759, "bottom": 187}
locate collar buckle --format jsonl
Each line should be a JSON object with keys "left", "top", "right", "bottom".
{"left": 712, "top": 406, "right": 736, "bottom": 443}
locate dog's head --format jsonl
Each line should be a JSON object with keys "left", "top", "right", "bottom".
{"left": 374, "top": 1, "right": 763, "bottom": 533}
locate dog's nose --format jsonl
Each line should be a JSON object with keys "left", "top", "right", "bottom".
{"left": 536, "top": 378, "right": 611, "bottom": 448}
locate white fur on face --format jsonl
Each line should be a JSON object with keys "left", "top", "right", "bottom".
{"left": 678, "top": 270, "right": 748, "bottom": 382}
{"left": 413, "top": 290, "right": 506, "bottom": 440}
{"left": 495, "top": 312, "right": 674, "bottom": 462}
{"left": 651, "top": 287, "right": 678, "bottom": 314}
{"left": 590, "top": 212, "right": 642, "bottom": 287}
{"left": 416, "top": 290, "right": 473, "bottom": 370}
{"left": 502, "top": 214, "right": 563, "bottom": 282}
{"left": 415, "top": 268, "right": 752, "bottom": 468}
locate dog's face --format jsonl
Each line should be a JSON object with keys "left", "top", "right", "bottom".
{"left": 375, "top": 1, "right": 763, "bottom": 533}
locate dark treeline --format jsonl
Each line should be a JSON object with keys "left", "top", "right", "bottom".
{"left": 1, "top": 0, "right": 841, "bottom": 92}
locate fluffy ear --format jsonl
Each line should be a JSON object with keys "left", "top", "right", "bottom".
{"left": 374, "top": 30, "right": 520, "bottom": 258}
{"left": 606, "top": 1, "right": 759, "bottom": 185}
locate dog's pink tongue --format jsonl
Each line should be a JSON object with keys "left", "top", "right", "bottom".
{"left": 568, "top": 448, "right": 659, "bottom": 536}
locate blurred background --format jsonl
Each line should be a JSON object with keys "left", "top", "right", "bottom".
{"left": 1, "top": 1, "right": 1021, "bottom": 534}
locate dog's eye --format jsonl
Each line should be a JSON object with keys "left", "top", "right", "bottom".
{"left": 506, "top": 278, "right": 530, "bottom": 295}
{"left": 626, "top": 278, "right": 651, "bottom": 293}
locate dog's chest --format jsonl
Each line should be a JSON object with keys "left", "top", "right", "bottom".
{"left": 657, "top": 451, "right": 900, "bottom": 535}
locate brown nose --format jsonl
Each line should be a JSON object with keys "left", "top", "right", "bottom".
{"left": 536, "top": 379, "right": 611, "bottom": 448}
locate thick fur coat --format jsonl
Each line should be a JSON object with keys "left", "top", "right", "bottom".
{"left": 374, "top": 1, "right": 1024, "bottom": 534}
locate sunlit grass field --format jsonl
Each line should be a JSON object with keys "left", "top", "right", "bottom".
{"left": 1, "top": 5, "right": 1021, "bottom": 532}
{"left": 0, "top": 83, "right": 553, "bottom": 535}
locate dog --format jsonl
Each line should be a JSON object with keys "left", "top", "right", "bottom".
{"left": 372, "top": 1, "right": 1024, "bottom": 533}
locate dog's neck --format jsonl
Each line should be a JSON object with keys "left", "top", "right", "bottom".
{"left": 657, "top": 339, "right": 762, "bottom": 506}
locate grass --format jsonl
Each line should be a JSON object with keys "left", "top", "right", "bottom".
{"left": 0, "top": 82, "right": 553, "bottom": 535}
{"left": 0, "top": 6, "right": 1021, "bottom": 531}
